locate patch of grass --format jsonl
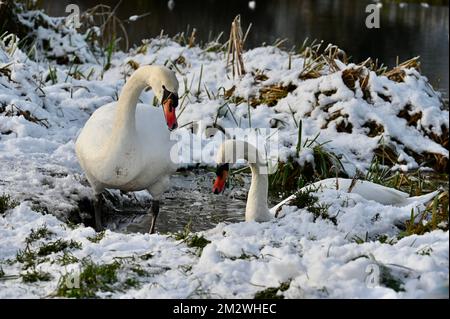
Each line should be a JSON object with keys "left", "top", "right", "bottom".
{"left": 55, "top": 251, "right": 79, "bottom": 266}
{"left": 379, "top": 265, "right": 405, "bottom": 292}
{"left": 287, "top": 187, "right": 336, "bottom": 224}
{"left": 24, "top": 225, "right": 54, "bottom": 245}
{"left": 351, "top": 232, "right": 370, "bottom": 244}
{"left": 185, "top": 234, "right": 211, "bottom": 250}
{"left": 381, "top": 170, "right": 446, "bottom": 197}
{"left": 172, "top": 220, "right": 193, "bottom": 242}
{"left": 172, "top": 221, "right": 211, "bottom": 254}
{"left": 56, "top": 259, "right": 121, "bottom": 298}
{"left": 30, "top": 204, "right": 50, "bottom": 215}
{"left": 124, "top": 277, "right": 140, "bottom": 288}
{"left": 398, "top": 191, "right": 448, "bottom": 238}
{"left": 0, "top": 193, "right": 18, "bottom": 215}
{"left": 269, "top": 130, "right": 345, "bottom": 196}
{"left": 16, "top": 246, "right": 41, "bottom": 270}
{"left": 375, "top": 234, "right": 396, "bottom": 245}
{"left": 308, "top": 203, "right": 336, "bottom": 225}
{"left": 254, "top": 282, "right": 290, "bottom": 299}
{"left": 365, "top": 155, "right": 392, "bottom": 186}
{"left": 21, "top": 269, "right": 52, "bottom": 283}
{"left": 37, "top": 239, "right": 82, "bottom": 256}
{"left": 416, "top": 247, "right": 433, "bottom": 256}
{"left": 87, "top": 230, "right": 106, "bottom": 243}
{"left": 289, "top": 188, "right": 320, "bottom": 209}
{"left": 16, "top": 235, "right": 82, "bottom": 270}
{"left": 229, "top": 250, "right": 257, "bottom": 261}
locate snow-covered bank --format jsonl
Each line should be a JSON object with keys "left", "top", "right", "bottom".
{"left": 0, "top": 7, "right": 448, "bottom": 298}
{"left": 0, "top": 189, "right": 448, "bottom": 298}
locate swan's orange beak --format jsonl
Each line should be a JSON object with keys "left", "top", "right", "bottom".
{"left": 213, "top": 164, "right": 229, "bottom": 194}
{"left": 163, "top": 98, "right": 178, "bottom": 131}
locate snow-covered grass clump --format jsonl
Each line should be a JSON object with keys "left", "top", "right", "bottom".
{"left": 0, "top": 7, "right": 448, "bottom": 298}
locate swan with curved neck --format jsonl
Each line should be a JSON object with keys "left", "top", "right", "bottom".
{"left": 76, "top": 65, "right": 179, "bottom": 233}
{"left": 213, "top": 140, "right": 272, "bottom": 222}
{"left": 212, "top": 140, "right": 439, "bottom": 222}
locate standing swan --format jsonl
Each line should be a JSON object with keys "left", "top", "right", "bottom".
{"left": 76, "top": 65, "right": 179, "bottom": 233}
{"left": 212, "top": 140, "right": 439, "bottom": 222}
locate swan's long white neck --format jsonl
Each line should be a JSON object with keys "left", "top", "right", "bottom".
{"left": 99, "top": 66, "right": 158, "bottom": 181}
{"left": 113, "top": 66, "right": 152, "bottom": 133}
{"left": 247, "top": 162, "right": 271, "bottom": 222}
{"left": 218, "top": 140, "right": 272, "bottom": 222}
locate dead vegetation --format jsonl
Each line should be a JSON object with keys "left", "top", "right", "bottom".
{"left": 250, "top": 84, "right": 297, "bottom": 107}
{"left": 221, "top": 46, "right": 447, "bottom": 173}
{"left": 81, "top": 1, "right": 131, "bottom": 52}
{"left": 0, "top": 104, "right": 49, "bottom": 128}
{"left": 226, "top": 15, "right": 249, "bottom": 78}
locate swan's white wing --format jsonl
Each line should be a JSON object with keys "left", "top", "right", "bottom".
{"left": 404, "top": 190, "right": 440, "bottom": 206}
{"left": 304, "top": 178, "right": 412, "bottom": 205}
{"left": 269, "top": 194, "right": 296, "bottom": 215}
{"left": 269, "top": 178, "right": 438, "bottom": 214}
{"left": 76, "top": 102, "right": 176, "bottom": 190}
{"left": 76, "top": 102, "right": 116, "bottom": 155}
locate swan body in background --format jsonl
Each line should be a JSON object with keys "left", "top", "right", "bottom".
{"left": 76, "top": 65, "right": 179, "bottom": 233}
{"left": 270, "top": 178, "right": 439, "bottom": 215}
{"left": 212, "top": 140, "right": 439, "bottom": 222}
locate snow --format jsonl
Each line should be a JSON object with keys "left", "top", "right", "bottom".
{"left": 0, "top": 8, "right": 448, "bottom": 298}
{"left": 0, "top": 190, "right": 447, "bottom": 298}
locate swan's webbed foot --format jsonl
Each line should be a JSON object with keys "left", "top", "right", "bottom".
{"left": 148, "top": 200, "right": 160, "bottom": 234}
{"left": 93, "top": 193, "right": 104, "bottom": 232}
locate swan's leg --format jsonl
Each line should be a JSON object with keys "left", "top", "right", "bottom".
{"left": 84, "top": 171, "right": 106, "bottom": 232}
{"left": 147, "top": 176, "right": 170, "bottom": 234}
{"left": 93, "top": 193, "right": 104, "bottom": 231}
{"left": 149, "top": 200, "right": 160, "bottom": 234}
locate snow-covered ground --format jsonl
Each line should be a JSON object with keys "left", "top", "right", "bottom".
{"left": 0, "top": 9, "right": 448, "bottom": 298}
{"left": 0, "top": 191, "right": 448, "bottom": 298}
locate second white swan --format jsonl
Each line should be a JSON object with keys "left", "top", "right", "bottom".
{"left": 212, "top": 140, "right": 439, "bottom": 222}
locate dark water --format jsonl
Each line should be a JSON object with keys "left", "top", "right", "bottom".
{"left": 99, "top": 169, "right": 279, "bottom": 233}
{"left": 41, "top": 0, "right": 449, "bottom": 97}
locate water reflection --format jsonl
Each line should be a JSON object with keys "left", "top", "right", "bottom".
{"left": 102, "top": 169, "right": 280, "bottom": 234}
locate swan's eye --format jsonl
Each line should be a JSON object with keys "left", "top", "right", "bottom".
{"left": 162, "top": 86, "right": 178, "bottom": 108}
{"left": 215, "top": 163, "right": 229, "bottom": 176}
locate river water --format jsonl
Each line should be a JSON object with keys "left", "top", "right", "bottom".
{"left": 41, "top": 0, "right": 449, "bottom": 97}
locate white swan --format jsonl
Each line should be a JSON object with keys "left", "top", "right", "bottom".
{"left": 212, "top": 140, "right": 439, "bottom": 222}
{"left": 76, "top": 65, "right": 179, "bottom": 233}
